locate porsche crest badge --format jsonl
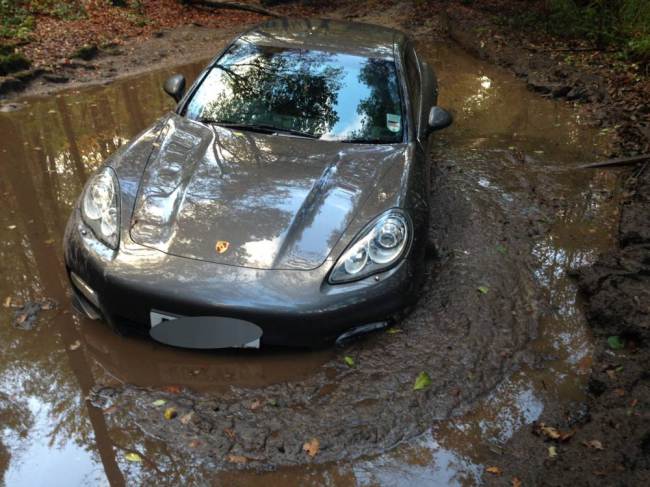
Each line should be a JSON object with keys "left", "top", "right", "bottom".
{"left": 215, "top": 240, "right": 230, "bottom": 254}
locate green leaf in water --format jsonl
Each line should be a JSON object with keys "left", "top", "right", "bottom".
{"left": 496, "top": 244, "right": 507, "bottom": 255}
{"left": 344, "top": 356, "right": 355, "bottom": 368}
{"left": 477, "top": 285, "right": 489, "bottom": 294}
{"left": 386, "top": 327, "right": 402, "bottom": 334}
{"left": 413, "top": 371, "right": 432, "bottom": 391}
{"left": 124, "top": 452, "right": 142, "bottom": 462}
{"left": 152, "top": 399, "right": 167, "bottom": 407}
{"left": 607, "top": 336, "right": 624, "bottom": 350}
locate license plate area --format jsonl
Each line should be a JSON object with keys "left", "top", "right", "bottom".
{"left": 149, "top": 310, "right": 261, "bottom": 349}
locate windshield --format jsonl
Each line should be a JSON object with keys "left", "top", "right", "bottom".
{"left": 184, "top": 41, "right": 404, "bottom": 143}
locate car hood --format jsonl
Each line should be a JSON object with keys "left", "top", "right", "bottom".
{"left": 129, "top": 114, "right": 407, "bottom": 270}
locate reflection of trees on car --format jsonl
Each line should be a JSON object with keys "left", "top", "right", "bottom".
{"left": 352, "top": 59, "right": 402, "bottom": 142}
{"left": 202, "top": 43, "right": 344, "bottom": 136}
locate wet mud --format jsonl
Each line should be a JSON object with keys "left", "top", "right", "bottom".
{"left": 0, "top": 34, "right": 621, "bottom": 485}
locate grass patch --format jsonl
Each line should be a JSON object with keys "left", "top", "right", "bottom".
{"left": 0, "top": 1, "right": 86, "bottom": 41}
{"left": 0, "top": 51, "right": 31, "bottom": 76}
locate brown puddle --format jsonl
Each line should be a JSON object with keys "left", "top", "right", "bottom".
{"left": 0, "top": 41, "right": 620, "bottom": 485}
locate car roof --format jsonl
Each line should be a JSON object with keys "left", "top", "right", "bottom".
{"left": 240, "top": 18, "right": 408, "bottom": 60}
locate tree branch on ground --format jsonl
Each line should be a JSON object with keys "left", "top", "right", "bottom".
{"left": 183, "top": 0, "right": 280, "bottom": 17}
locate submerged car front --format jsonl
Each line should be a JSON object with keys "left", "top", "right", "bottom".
{"left": 64, "top": 32, "right": 430, "bottom": 347}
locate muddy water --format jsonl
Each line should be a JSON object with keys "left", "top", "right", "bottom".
{"left": 0, "top": 41, "right": 618, "bottom": 486}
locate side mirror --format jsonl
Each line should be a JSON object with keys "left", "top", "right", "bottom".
{"left": 163, "top": 74, "right": 186, "bottom": 103}
{"left": 428, "top": 106, "right": 452, "bottom": 132}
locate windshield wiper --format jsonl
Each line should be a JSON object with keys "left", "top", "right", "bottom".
{"left": 338, "top": 138, "right": 395, "bottom": 144}
{"left": 199, "top": 119, "right": 319, "bottom": 139}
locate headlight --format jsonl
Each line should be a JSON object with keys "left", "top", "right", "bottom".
{"left": 81, "top": 167, "right": 120, "bottom": 249}
{"left": 329, "top": 210, "right": 410, "bottom": 283}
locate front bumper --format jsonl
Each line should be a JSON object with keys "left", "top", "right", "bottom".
{"left": 64, "top": 210, "right": 423, "bottom": 347}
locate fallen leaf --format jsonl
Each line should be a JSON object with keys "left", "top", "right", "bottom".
{"left": 268, "top": 398, "right": 279, "bottom": 407}
{"left": 548, "top": 446, "right": 558, "bottom": 458}
{"left": 162, "top": 385, "right": 182, "bottom": 394}
{"left": 486, "top": 466, "right": 502, "bottom": 475}
{"left": 188, "top": 439, "right": 202, "bottom": 448}
{"left": 607, "top": 336, "right": 624, "bottom": 350}
{"left": 576, "top": 355, "right": 593, "bottom": 374}
{"left": 102, "top": 405, "right": 118, "bottom": 415}
{"left": 69, "top": 340, "right": 81, "bottom": 351}
{"left": 583, "top": 440, "right": 604, "bottom": 450}
{"left": 7, "top": 225, "right": 16, "bottom": 230}
{"left": 303, "top": 438, "right": 320, "bottom": 457}
{"left": 512, "top": 477, "right": 522, "bottom": 487}
{"left": 124, "top": 452, "right": 142, "bottom": 462}
{"left": 44, "top": 239, "right": 55, "bottom": 245}
{"left": 152, "top": 399, "right": 167, "bottom": 407}
{"left": 15, "top": 313, "right": 27, "bottom": 324}
{"left": 477, "top": 285, "right": 489, "bottom": 294}
{"left": 559, "top": 429, "right": 576, "bottom": 442}
{"left": 538, "top": 423, "right": 561, "bottom": 440}
{"left": 3, "top": 297, "right": 11, "bottom": 308}
{"left": 224, "top": 428, "right": 236, "bottom": 440}
{"left": 343, "top": 356, "right": 355, "bottom": 368}
{"left": 180, "top": 412, "right": 194, "bottom": 425}
{"left": 496, "top": 244, "right": 507, "bottom": 254}
{"left": 629, "top": 399, "right": 638, "bottom": 408}
{"left": 40, "top": 300, "right": 56, "bottom": 310}
{"left": 226, "top": 454, "right": 248, "bottom": 464}
{"left": 413, "top": 371, "right": 432, "bottom": 391}
{"left": 386, "top": 327, "right": 402, "bottom": 334}
{"left": 163, "top": 407, "right": 177, "bottom": 420}
{"left": 614, "top": 388, "right": 626, "bottom": 397}
{"left": 250, "top": 399, "right": 263, "bottom": 410}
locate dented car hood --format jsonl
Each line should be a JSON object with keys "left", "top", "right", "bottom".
{"left": 129, "top": 114, "right": 407, "bottom": 270}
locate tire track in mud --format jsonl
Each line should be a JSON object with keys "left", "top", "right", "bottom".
{"left": 90, "top": 145, "right": 545, "bottom": 469}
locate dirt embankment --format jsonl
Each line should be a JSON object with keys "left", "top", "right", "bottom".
{"left": 442, "top": 2, "right": 650, "bottom": 485}
{"left": 443, "top": 3, "right": 649, "bottom": 157}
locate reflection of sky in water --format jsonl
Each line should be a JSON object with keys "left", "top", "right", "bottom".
{"left": 353, "top": 431, "right": 482, "bottom": 486}
{"left": 479, "top": 385, "right": 543, "bottom": 443}
{"left": 462, "top": 75, "right": 493, "bottom": 112}
{"left": 4, "top": 397, "right": 105, "bottom": 486}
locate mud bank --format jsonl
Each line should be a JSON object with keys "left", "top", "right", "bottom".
{"left": 442, "top": 3, "right": 650, "bottom": 485}
{"left": 444, "top": 2, "right": 649, "bottom": 157}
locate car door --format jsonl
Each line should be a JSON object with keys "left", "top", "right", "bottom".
{"left": 401, "top": 41, "right": 433, "bottom": 233}
{"left": 404, "top": 42, "right": 425, "bottom": 144}
{"left": 405, "top": 42, "right": 438, "bottom": 146}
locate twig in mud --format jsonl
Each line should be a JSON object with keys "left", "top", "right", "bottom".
{"left": 183, "top": 0, "right": 280, "bottom": 17}
{"left": 577, "top": 154, "right": 650, "bottom": 170}
{"left": 537, "top": 47, "right": 615, "bottom": 53}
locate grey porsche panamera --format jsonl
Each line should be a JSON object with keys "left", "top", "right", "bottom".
{"left": 63, "top": 18, "right": 452, "bottom": 348}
